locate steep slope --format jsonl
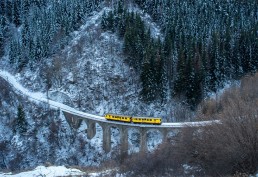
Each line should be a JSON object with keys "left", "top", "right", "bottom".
{"left": 0, "top": 76, "right": 107, "bottom": 171}
{"left": 1, "top": 5, "right": 179, "bottom": 122}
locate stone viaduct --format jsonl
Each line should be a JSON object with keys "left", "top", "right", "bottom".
{"left": 63, "top": 111, "right": 180, "bottom": 153}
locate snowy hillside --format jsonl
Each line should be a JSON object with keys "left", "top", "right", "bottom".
{"left": 0, "top": 3, "right": 181, "bottom": 171}
{"left": 0, "top": 77, "right": 160, "bottom": 173}
{"left": 0, "top": 5, "right": 179, "bottom": 122}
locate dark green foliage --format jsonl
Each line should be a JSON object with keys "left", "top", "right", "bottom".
{"left": 3, "top": 0, "right": 257, "bottom": 108}
{"left": 107, "top": 11, "right": 115, "bottom": 32}
{"left": 11, "top": 0, "right": 21, "bottom": 26}
{"left": 102, "top": 6, "right": 168, "bottom": 101}
{"left": 140, "top": 60, "right": 155, "bottom": 102}
{"left": 130, "top": 0, "right": 258, "bottom": 108}
{"left": 0, "top": 25, "right": 4, "bottom": 57}
{"left": 101, "top": 11, "right": 108, "bottom": 30}
{"left": 14, "top": 104, "right": 28, "bottom": 134}
{"left": 4, "top": 0, "right": 101, "bottom": 67}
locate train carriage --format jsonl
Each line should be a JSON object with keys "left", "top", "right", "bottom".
{"left": 105, "top": 113, "right": 131, "bottom": 123}
{"left": 104, "top": 113, "right": 162, "bottom": 125}
{"left": 132, "top": 116, "right": 162, "bottom": 125}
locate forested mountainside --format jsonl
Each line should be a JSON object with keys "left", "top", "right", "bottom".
{"left": 0, "top": 0, "right": 258, "bottom": 175}
{"left": 101, "top": 0, "right": 258, "bottom": 108}
{"left": 0, "top": 0, "right": 101, "bottom": 64}
{"left": 1, "top": 0, "right": 257, "bottom": 110}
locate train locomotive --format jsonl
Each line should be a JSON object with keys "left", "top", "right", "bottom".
{"left": 104, "top": 113, "right": 162, "bottom": 125}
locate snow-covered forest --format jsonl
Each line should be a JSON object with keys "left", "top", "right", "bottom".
{"left": 0, "top": 0, "right": 258, "bottom": 176}
{"left": 101, "top": 0, "right": 258, "bottom": 107}
{"left": 1, "top": 0, "right": 257, "bottom": 110}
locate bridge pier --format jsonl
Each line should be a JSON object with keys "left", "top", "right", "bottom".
{"left": 120, "top": 126, "right": 128, "bottom": 154}
{"left": 86, "top": 120, "right": 96, "bottom": 139}
{"left": 102, "top": 126, "right": 111, "bottom": 153}
{"left": 140, "top": 128, "right": 148, "bottom": 152}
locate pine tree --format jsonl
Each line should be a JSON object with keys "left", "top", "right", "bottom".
{"left": 185, "top": 59, "right": 203, "bottom": 109}
{"left": 173, "top": 45, "right": 187, "bottom": 98}
{"left": 223, "top": 25, "right": 232, "bottom": 80}
{"left": 21, "top": 18, "right": 29, "bottom": 47}
{"left": 11, "top": 1, "right": 21, "bottom": 26}
{"left": 106, "top": 11, "right": 114, "bottom": 32}
{"left": 0, "top": 24, "right": 4, "bottom": 57}
{"left": 140, "top": 59, "right": 156, "bottom": 102}
{"left": 156, "top": 39, "right": 167, "bottom": 101}
{"left": 14, "top": 104, "right": 28, "bottom": 134}
{"left": 101, "top": 11, "right": 108, "bottom": 30}
{"left": 117, "top": 10, "right": 126, "bottom": 37}
{"left": 206, "top": 31, "right": 221, "bottom": 92}
{"left": 164, "top": 31, "right": 173, "bottom": 58}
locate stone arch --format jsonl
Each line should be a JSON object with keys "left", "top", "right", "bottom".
{"left": 145, "top": 128, "right": 164, "bottom": 151}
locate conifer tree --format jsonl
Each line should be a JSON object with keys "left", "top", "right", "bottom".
{"left": 223, "top": 25, "right": 232, "bottom": 80}
{"left": 140, "top": 57, "right": 156, "bottom": 102}
{"left": 11, "top": 1, "right": 21, "bottom": 26}
{"left": 156, "top": 40, "right": 167, "bottom": 101}
{"left": 117, "top": 11, "right": 126, "bottom": 37}
{"left": 107, "top": 11, "right": 114, "bottom": 32}
{"left": 14, "top": 104, "right": 28, "bottom": 134}
{"left": 101, "top": 11, "right": 108, "bottom": 30}
{"left": 173, "top": 45, "right": 187, "bottom": 97}
{"left": 163, "top": 31, "right": 172, "bottom": 58}
{"left": 0, "top": 24, "right": 4, "bottom": 57}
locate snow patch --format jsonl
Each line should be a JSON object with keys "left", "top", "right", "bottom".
{"left": 0, "top": 166, "right": 85, "bottom": 177}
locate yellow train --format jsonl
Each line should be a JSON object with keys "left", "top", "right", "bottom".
{"left": 104, "top": 113, "right": 162, "bottom": 125}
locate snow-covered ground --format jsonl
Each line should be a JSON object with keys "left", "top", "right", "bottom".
{"left": 0, "top": 165, "right": 122, "bottom": 177}
{"left": 1, "top": 166, "right": 85, "bottom": 177}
